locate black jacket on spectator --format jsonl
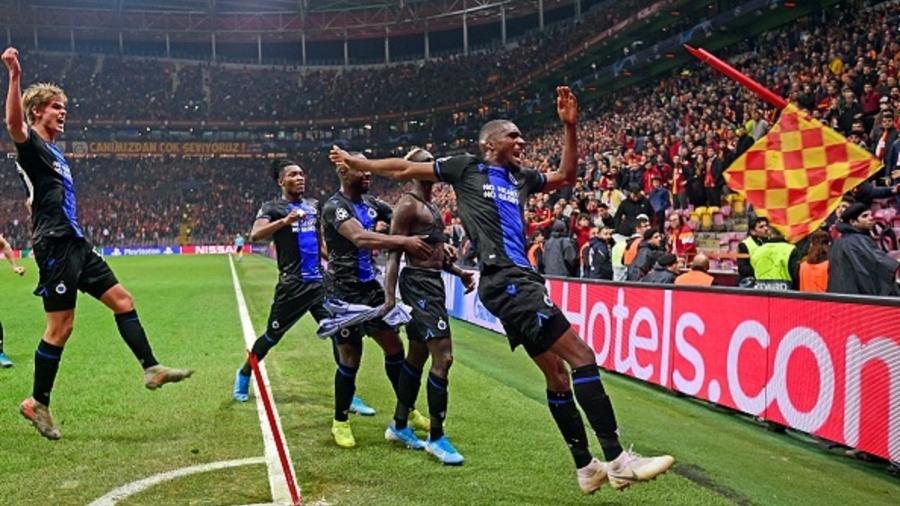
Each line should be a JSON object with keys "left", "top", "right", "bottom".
{"left": 640, "top": 264, "right": 677, "bottom": 284}
{"left": 626, "top": 241, "right": 662, "bottom": 281}
{"left": 543, "top": 221, "right": 577, "bottom": 277}
{"left": 851, "top": 181, "right": 897, "bottom": 206}
{"left": 585, "top": 237, "right": 613, "bottom": 280}
{"left": 613, "top": 197, "right": 652, "bottom": 237}
{"left": 827, "top": 223, "right": 900, "bottom": 296}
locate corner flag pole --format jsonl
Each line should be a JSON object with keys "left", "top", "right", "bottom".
{"left": 683, "top": 44, "right": 788, "bottom": 110}
{"left": 248, "top": 350, "right": 303, "bottom": 506}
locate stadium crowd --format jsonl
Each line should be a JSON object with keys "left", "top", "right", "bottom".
{"left": 13, "top": 0, "right": 650, "bottom": 123}
{"left": 489, "top": 0, "right": 900, "bottom": 295}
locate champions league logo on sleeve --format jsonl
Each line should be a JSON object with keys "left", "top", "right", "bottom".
{"left": 336, "top": 208, "right": 349, "bottom": 221}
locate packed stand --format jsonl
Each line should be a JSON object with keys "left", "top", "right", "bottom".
{"left": 461, "top": 1, "right": 900, "bottom": 295}
{"left": 7, "top": 0, "right": 649, "bottom": 123}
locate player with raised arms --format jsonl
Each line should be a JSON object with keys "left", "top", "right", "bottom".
{"left": 330, "top": 87, "right": 674, "bottom": 493}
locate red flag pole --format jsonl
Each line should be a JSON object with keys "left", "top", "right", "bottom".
{"left": 683, "top": 44, "right": 788, "bottom": 110}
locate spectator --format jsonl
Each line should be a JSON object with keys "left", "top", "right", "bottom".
{"left": 614, "top": 184, "right": 653, "bottom": 237}
{"left": 823, "top": 196, "right": 855, "bottom": 240}
{"left": 648, "top": 176, "right": 670, "bottom": 234}
{"left": 584, "top": 226, "right": 614, "bottom": 280}
{"left": 595, "top": 202, "right": 615, "bottom": 228}
{"left": 622, "top": 216, "right": 651, "bottom": 268}
{"left": 666, "top": 213, "right": 697, "bottom": 261}
{"left": 738, "top": 217, "right": 770, "bottom": 285}
{"left": 827, "top": 203, "right": 900, "bottom": 296}
{"left": 799, "top": 230, "right": 831, "bottom": 293}
{"left": 701, "top": 147, "right": 722, "bottom": 208}
{"left": 543, "top": 220, "right": 577, "bottom": 277}
{"left": 627, "top": 229, "right": 663, "bottom": 281}
{"left": 871, "top": 110, "right": 898, "bottom": 168}
{"left": 675, "top": 253, "right": 715, "bottom": 287}
{"left": 640, "top": 253, "right": 679, "bottom": 284}
{"left": 750, "top": 227, "right": 801, "bottom": 291}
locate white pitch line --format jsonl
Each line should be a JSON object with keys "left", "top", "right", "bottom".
{"left": 229, "top": 254, "right": 299, "bottom": 505}
{"left": 86, "top": 457, "right": 266, "bottom": 506}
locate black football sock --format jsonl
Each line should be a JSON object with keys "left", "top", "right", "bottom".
{"left": 383, "top": 352, "right": 404, "bottom": 398}
{"left": 33, "top": 340, "right": 64, "bottom": 407}
{"left": 240, "top": 332, "right": 281, "bottom": 376}
{"left": 334, "top": 363, "right": 358, "bottom": 422}
{"left": 393, "top": 360, "right": 422, "bottom": 429}
{"left": 427, "top": 372, "right": 449, "bottom": 441}
{"left": 114, "top": 310, "right": 159, "bottom": 369}
{"left": 572, "top": 364, "right": 623, "bottom": 461}
{"left": 548, "top": 389, "right": 593, "bottom": 468}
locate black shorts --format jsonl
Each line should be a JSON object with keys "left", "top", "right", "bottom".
{"left": 325, "top": 277, "right": 392, "bottom": 344}
{"left": 477, "top": 265, "right": 570, "bottom": 357}
{"left": 32, "top": 237, "right": 119, "bottom": 312}
{"left": 266, "top": 275, "right": 329, "bottom": 339}
{"left": 236, "top": 245, "right": 244, "bottom": 253}
{"left": 399, "top": 267, "right": 450, "bottom": 342}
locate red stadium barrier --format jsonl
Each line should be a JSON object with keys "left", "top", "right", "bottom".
{"left": 542, "top": 280, "right": 899, "bottom": 462}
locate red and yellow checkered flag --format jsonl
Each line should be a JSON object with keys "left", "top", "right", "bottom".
{"left": 726, "top": 103, "right": 882, "bottom": 241}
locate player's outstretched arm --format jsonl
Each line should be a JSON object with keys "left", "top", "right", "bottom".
{"left": 329, "top": 146, "right": 438, "bottom": 182}
{"left": 337, "top": 218, "right": 432, "bottom": 259}
{"left": 542, "top": 86, "right": 578, "bottom": 193}
{"left": 0, "top": 235, "right": 24, "bottom": 275}
{"left": 2, "top": 47, "right": 27, "bottom": 144}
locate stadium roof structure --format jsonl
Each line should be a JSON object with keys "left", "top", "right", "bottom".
{"left": 2, "top": 0, "right": 569, "bottom": 39}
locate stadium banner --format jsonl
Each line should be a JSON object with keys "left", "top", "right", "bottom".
{"left": 181, "top": 244, "right": 247, "bottom": 255}
{"left": 88, "top": 245, "right": 250, "bottom": 256}
{"left": 102, "top": 246, "right": 182, "bottom": 256}
{"left": 67, "top": 141, "right": 261, "bottom": 156}
{"left": 443, "top": 272, "right": 900, "bottom": 462}
{"left": 443, "top": 271, "right": 504, "bottom": 334}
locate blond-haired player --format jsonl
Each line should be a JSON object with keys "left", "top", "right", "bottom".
{"left": 3, "top": 47, "right": 192, "bottom": 440}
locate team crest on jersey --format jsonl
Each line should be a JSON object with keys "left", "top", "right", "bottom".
{"left": 271, "top": 320, "right": 280, "bottom": 330}
{"left": 340, "top": 329, "right": 351, "bottom": 338}
{"left": 437, "top": 319, "right": 448, "bottom": 331}
{"left": 55, "top": 282, "right": 67, "bottom": 295}
{"left": 336, "top": 208, "right": 349, "bottom": 221}
{"left": 543, "top": 294, "right": 553, "bottom": 307}
{"left": 367, "top": 207, "right": 378, "bottom": 219}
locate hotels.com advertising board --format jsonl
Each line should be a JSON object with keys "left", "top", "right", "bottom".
{"left": 443, "top": 272, "right": 899, "bottom": 463}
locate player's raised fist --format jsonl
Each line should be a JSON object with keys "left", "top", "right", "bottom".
{"left": 284, "top": 209, "right": 305, "bottom": 224}
{"left": 556, "top": 86, "right": 578, "bottom": 125}
{"left": 2, "top": 47, "right": 20, "bottom": 75}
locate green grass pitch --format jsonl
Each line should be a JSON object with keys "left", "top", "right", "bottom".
{"left": 0, "top": 255, "right": 895, "bottom": 505}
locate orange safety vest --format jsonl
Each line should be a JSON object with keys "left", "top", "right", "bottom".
{"left": 799, "top": 261, "right": 829, "bottom": 293}
{"left": 674, "top": 270, "right": 714, "bottom": 287}
{"left": 623, "top": 238, "right": 641, "bottom": 266}
{"left": 528, "top": 243, "right": 543, "bottom": 268}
